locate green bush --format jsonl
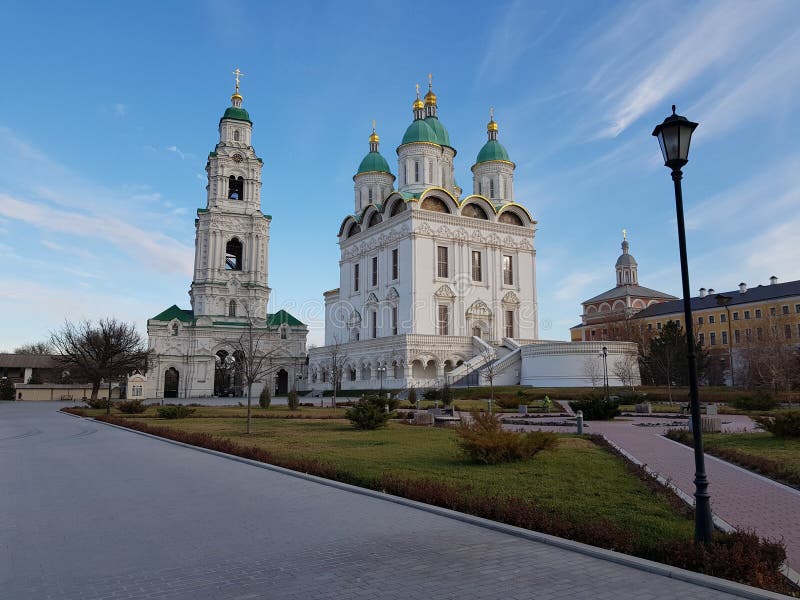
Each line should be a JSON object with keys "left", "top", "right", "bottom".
{"left": 569, "top": 394, "right": 620, "bottom": 420}
{"left": 259, "top": 387, "right": 271, "bottom": 409}
{"left": 456, "top": 412, "right": 558, "bottom": 464}
{"left": 731, "top": 391, "right": 778, "bottom": 411}
{"left": 0, "top": 378, "right": 15, "bottom": 401}
{"left": 116, "top": 399, "right": 146, "bottom": 414}
{"left": 85, "top": 397, "right": 111, "bottom": 409}
{"left": 287, "top": 389, "right": 300, "bottom": 410}
{"left": 345, "top": 395, "right": 393, "bottom": 430}
{"left": 755, "top": 410, "right": 800, "bottom": 438}
{"left": 157, "top": 405, "right": 195, "bottom": 419}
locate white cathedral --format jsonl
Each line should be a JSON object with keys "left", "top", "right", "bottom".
{"left": 307, "top": 81, "right": 540, "bottom": 391}
{"left": 142, "top": 77, "right": 308, "bottom": 400}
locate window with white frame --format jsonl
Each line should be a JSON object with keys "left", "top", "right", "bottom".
{"left": 471, "top": 250, "right": 482, "bottom": 282}
{"left": 132, "top": 385, "right": 142, "bottom": 397}
{"left": 371, "top": 310, "right": 377, "bottom": 338}
{"left": 437, "top": 246, "right": 449, "bottom": 278}
{"left": 391, "top": 306, "right": 398, "bottom": 335}
{"left": 438, "top": 304, "right": 449, "bottom": 335}
{"left": 502, "top": 255, "right": 513, "bottom": 285}
{"left": 391, "top": 248, "right": 399, "bottom": 280}
{"left": 353, "top": 263, "right": 360, "bottom": 292}
{"left": 371, "top": 256, "right": 378, "bottom": 287}
{"left": 414, "top": 161, "right": 420, "bottom": 182}
{"left": 505, "top": 310, "right": 514, "bottom": 338}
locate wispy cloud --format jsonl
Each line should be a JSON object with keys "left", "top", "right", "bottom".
{"left": 476, "top": 1, "right": 561, "bottom": 84}
{"left": 166, "top": 145, "right": 192, "bottom": 160}
{"left": 553, "top": 270, "right": 604, "bottom": 302}
{"left": 0, "top": 193, "right": 192, "bottom": 275}
{"left": 578, "top": 1, "right": 790, "bottom": 139}
{"left": 113, "top": 103, "right": 127, "bottom": 117}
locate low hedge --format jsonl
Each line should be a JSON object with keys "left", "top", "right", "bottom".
{"left": 67, "top": 409, "right": 792, "bottom": 594}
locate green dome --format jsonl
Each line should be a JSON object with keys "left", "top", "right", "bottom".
{"left": 357, "top": 151, "right": 392, "bottom": 175}
{"left": 221, "top": 106, "right": 251, "bottom": 123}
{"left": 424, "top": 116, "right": 451, "bottom": 147}
{"left": 401, "top": 119, "right": 438, "bottom": 145}
{"left": 476, "top": 139, "right": 511, "bottom": 164}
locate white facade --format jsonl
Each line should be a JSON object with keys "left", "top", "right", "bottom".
{"left": 144, "top": 84, "right": 308, "bottom": 400}
{"left": 309, "top": 84, "right": 538, "bottom": 391}
{"left": 520, "top": 341, "right": 641, "bottom": 388}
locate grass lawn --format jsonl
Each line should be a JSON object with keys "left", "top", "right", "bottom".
{"left": 124, "top": 413, "right": 692, "bottom": 549}
{"left": 701, "top": 432, "right": 800, "bottom": 486}
{"left": 81, "top": 405, "right": 344, "bottom": 419}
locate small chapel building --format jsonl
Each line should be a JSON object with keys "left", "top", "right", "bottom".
{"left": 143, "top": 78, "right": 307, "bottom": 399}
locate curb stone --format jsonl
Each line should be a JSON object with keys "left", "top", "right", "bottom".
{"left": 67, "top": 411, "right": 796, "bottom": 600}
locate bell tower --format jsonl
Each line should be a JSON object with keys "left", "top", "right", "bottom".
{"left": 189, "top": 70, "right": 271, "bottom": 319}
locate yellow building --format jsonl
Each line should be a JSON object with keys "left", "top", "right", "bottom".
{"left": 632, "top": 277, "right": 800, "bottom": 385}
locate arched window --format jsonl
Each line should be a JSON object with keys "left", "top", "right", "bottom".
{"left": 233, "top": 129, "right": 240, "bottom": 142}
{"left": 498, "top": 211, "right": 523, "bottom": 226}
{"left": 368, "top": 188, "right": 373, "bottom": 204}
{"left": 345, "top": 222, "right": 361, "bottom": 239}
{"left": 280, "top": 325, "right": 287, "bottom": 340}
{"left": 225, "top": 238, "right": 243, "bottom": 270}
{"left": 229, "top": 300, "right": 237, "bottom": 317}
{"left": 420, "top": 197, "right": 450, "bottom": 213}
{"left": 414, "top": 161, "right": 420, "bottom": 182}
{"left": 462, "top": 203, "right": 488, "bottom": 219}
{"left": 489, "top": 179, "right": 495, "bottom": 198}
{"left": 478, "top": 180, "right": 482, "bottom": 195}
{"left": 389, "top": 200, "right": 407, "bottom": 217}
{"left": 171, "top": 323, "right": 179, "bottom": 336}
{"left": 228, "top": 175, "right": 244, "bottom": 200}
{"left": 368, "top": 212, "right": 381, "bottom": 228}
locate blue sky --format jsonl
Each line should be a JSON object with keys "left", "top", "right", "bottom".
{"left": 2, "top": 0, "right": 799, "bottom": 349}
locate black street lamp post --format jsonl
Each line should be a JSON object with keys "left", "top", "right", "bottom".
{"left": 600, "top": 346, "right": 609, "bottom": 400}
{"left": 652, "top": 105, "right": 713, "bottom": 544}
{"left": 715, "top": 294, "right": 735, "bottom": 387}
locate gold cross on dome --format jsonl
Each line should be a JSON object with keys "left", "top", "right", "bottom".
{"left": 622, "top": 228, "right": 627, "bottom": 240}
{"left": 428, "top": 72, "right": 433, "bottom": 89}
{"left": 232, "top": 68, "right": 244, "bottom": 93}
{"left": 372, "top": 119, "right": 376, "bottom": 133}
{"left": 415, "top": 83, "right": 420, "bottom": 98}
{"left": 489, "top": 106, "right": 494, "bottom": 120}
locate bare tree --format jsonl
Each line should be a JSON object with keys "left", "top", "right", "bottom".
{"left": 612, "top": 352, "right": 639, "bottom": 391}
{"left": 477, "top": 344, "right": 499, "bottom": 413}
{"left": 50, "top": 319, "right": 150, "bottom": 412}
{"left": 14, "top": 341, "right": 53, "bottom": 354}
{"left": 225, "top": 304, "right": 286, "bottom": 434}
{"left": 582, "top": 356, "right": 602, "bottom": 389}
{"left": 737, "top": 312, "right": 800, "bottom": 393}
{"left": 323, "top": 335, "right": 348, "bottom": 409}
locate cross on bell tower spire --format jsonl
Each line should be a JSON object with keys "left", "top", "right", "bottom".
{"left": 231, "top": 68, "right": 244, "bottom": 107}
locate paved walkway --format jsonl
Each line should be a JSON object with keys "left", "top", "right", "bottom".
{"left": 0, "top": 402, "right": 778, "bottom": 600}
{"left": 510, "top": 414, "right": 800, "bottom": 574}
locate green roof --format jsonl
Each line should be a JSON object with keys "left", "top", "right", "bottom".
{"left": 267, "top": 309, "right": 305, "bottom": 327}
{"left": 476, "top": 139, "right": 511, "bottom": 164}
{"left": 221, "top": 106, "right": 251, "bottom": 123}
{"left": 424, "top": 116, "right": 451, "bottom": 147}
{"left": 151, "top": 305, "right": 194, "bottom": 322}
{"left": 356, "top": 151, "right": 392, "bottom": 175}
{"left": 401, "top": 119, "right": 439, "bottom": 145}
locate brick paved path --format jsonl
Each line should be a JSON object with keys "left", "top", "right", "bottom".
{"left": 510, "top": 414, "right": 800, "bottom": 574}
{"left": 0, "top": 402, "right": 775, "bottom": 600}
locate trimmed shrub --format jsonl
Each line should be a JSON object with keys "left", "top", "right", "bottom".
{"left": 259, "top": 387, "right": 271, "bottom": 409}
{"left": 116, "top": 399, "right": 146, "bottom": 414}
{"left": 569, "top": 394, "right": 620, "bottom": 420}
{"left": 755, "top": 409, "right": 800, "bottom": 438}
{"left": 731, "top": 391, "right": 778, "bottom": 412}
{"left": 157, "top": 405, "right": 195, "bottom": 419}
{"left": 345, "top": 395, "right": 393, "bottom": 430}
{"left": 0, "top": 378, "right": 15, "bottom": 400}
{"left": 456, "top": 412, "right": 558, "bottom": 464}
{"left": 287, "top": 390, "right": 300, "bottom": 411}
{"left": 85, "top": 397, "right": 111, "bottom": 409}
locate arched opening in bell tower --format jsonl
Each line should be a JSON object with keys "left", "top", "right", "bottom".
{"left": 225, "top": 238, "right": 243, "bottom": 270}
{"left": 228, "top": 175, "right": 244, "bottom": 200}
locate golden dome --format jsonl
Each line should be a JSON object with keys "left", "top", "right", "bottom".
{"left": 231, "top": 93, "right": 243, "bottom": 102}
{"left": 413, "top": 97, "right": 424, "bottom": 110}
{"left": 487, "top": 119, "right": 498, "bottom": 133}
{"left": 369, "top": 130, "right": 380, "bottom": 143}
{"left": 424, "top": 89, "right": 437, "bottom": 106}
